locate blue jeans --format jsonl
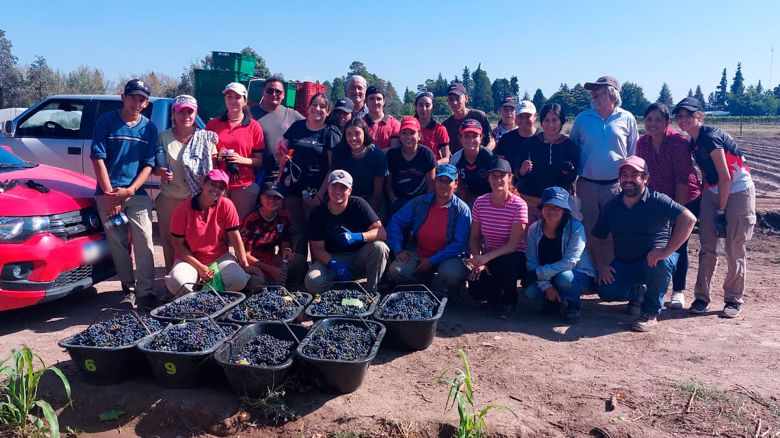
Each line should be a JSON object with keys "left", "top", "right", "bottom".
{"left": 524, "top": 270, "right": 592, "bottom": 310}
{"left": 673, "top": 197, "right": 700, "bottom": 292}
{"left": 597, "top": 253, "right": 678, "bottom": 316}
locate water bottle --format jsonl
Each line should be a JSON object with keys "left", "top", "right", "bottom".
{"left": 104, "top": 212, "right": 128, "bottom": 228}
{"left": 281, "top": 259, "right": 289, "bottom": 274}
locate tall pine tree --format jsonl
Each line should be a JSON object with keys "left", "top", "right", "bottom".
{"left": 470, "top": 64, "right": 493, "bottom": 113}
{"left": 715, "top": 68, "right": 728, "bottom": 110}
{"left": 657, "top": 83, "right": 673, "bottom": 105}
{"left": 730, "top": 63, "right": 745, "bottom": 96}
{"left": 461, "top": 66, "right": 474, "bottom": 96}
{"left": 694, "top": 85, "right": 705, "bottom": 105}
{"left": 532, "top": 88, "right": 546, "bottom": 110}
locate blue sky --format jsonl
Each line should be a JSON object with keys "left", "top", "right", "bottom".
{"left": 4, "top": 0, "right": 779, "bottom": 102}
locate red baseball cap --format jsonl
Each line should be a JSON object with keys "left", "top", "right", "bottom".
{"left": 459, "top": 119, "right": 483, "bottom": 135}
{"left": 399, "top": 116, "right": 421, "bottom": 132}
{"left": 205, "top": 169, "right": 229, "bottom": 187}
{"left": 618, "top": 156, "right": 647, "bottom": 172}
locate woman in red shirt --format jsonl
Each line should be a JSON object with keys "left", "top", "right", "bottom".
{"left": 205, "top": 82, "right": 265, "bottom": 220}
{"left": 415, "top": 91, "right": 450, "bottom": 164}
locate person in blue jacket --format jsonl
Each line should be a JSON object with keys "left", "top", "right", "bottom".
{"left": 386, "top": 164, "right": 471, "bottom": 299}
{"left": 524, "top": 186, "right": 595, "bottom": 324}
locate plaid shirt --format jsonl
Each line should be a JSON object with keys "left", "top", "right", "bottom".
{"left": 636, "top": 128, "right": 700, "bottom": 203}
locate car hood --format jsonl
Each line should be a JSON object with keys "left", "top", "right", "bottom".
{"left": 0, "top": 163, "right": 97, "bottom": 216}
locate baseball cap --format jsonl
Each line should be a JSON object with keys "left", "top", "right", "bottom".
{"left": 539, "top": 186, "right": 571, "bottom": 211}
{"left": 488, "top": 159, "right": 512, "bottom": 174}
{"left": 435, "top": 164, "right": 458, "bottom": 181}
{"left": 205, "top": 169, "right": 229, "bottom": 187}
{"left": 673, "top": 97, "right": 704, "bottom": 114}
{"left": 262, "top": 182, "right": 284, "bottom": 199}
{"left": 500, "top": 96, "right": 517, "bottom": 108}
{"left": 173, "top": 95, "right": 198, "bottom": 112}
{"left": 334, "top": 97, "right": 355, "bottom": 113}
{"left": 366, "top": 85, "right": 384, "bottom": 97}
{"left": 584, "top": 76, "right": 621, "bottom": 92}
{"left": 459, "top": 119, "right": 482, "bottom": 135}
{"left": 447, "top": 83, "right": 467, "bottom": 97}
{"left": 222, "top": 82, "right": 248, "bottom": 98}
{"left": 399, "top": 116, "right": 421, "bottom": 132}
{"left": 618, "top": 156, "right": 647, "bottom": 172}
{"left": 328, "top": 169, "right": 353, "bottom": 188}
{"left": 515, "top": 100, "right": 536, "bottom": 116}
{"left": 123, "top": 79, "right": 151, "bottom": 99}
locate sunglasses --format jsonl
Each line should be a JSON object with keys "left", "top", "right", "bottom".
{"left": 265, "top": 88, "right": 283, "bottom": 96}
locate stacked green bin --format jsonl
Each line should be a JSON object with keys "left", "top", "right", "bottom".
{"left": 194, "top": 69, "right": 252, "bottom": 121}
{"left": 211, "top": 52, "right": 256, "bottom": 76}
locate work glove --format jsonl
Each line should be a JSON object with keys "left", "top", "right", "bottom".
{"left": 715, "top": 210, "right": 727, "bottom": 238}
{"left": 327, "top": 259, "right": 353, "bottom": 281}
{"left": 336, "top": 231, "right": 364, "bottom": 247}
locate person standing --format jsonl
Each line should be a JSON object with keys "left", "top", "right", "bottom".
{"left": 328, "top": 97, "right": 354, "bottom": 135}
{"left": 494, "top": 99, "right": 537, "bottom": 169}
{"left": 442, "top": 83, "right": 494, "bottom": 154}
{"left": 385, "top": 116, "right": 436, "bottom": 215}
{"left": 673, "top": 97, "right": 756, "bottom": 318}
{"left": 450, "top": 119, "right": 494, "bottom": 207}
{"left": 636, "top": 102, "right": 701, "bottom": 309}
{"left": 414, "top": 91, "right": 450, "bottom": 164}
{"left": 492, "top": 96, "right": 518, "bottom": 142}
{"left": 91, "top": 79, "right": 158, "bottom": 309}
{"left": 347, "top": 75, "right": 369, "bottom": 119}
{"left": 331, "top": 118, "right": 387, "bottom": 213}
{"left": 363, "top": 86, "right": 400, "bottom": 150}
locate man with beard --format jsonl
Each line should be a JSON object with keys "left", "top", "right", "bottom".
{"left": 591, "top": 156, "right": 696, "bottom": 332}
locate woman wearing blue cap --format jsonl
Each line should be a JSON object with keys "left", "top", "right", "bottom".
{"left": 524, "top": 186, "right": 595, "bottom": 323}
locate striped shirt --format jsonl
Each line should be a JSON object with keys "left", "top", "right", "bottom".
{"left": 472, "top": 193, "right": 528, "bottom": 254}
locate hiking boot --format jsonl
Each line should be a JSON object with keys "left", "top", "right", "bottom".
{"left": 625, "top": 285, "right": 645, "bottom": 316}
{"left": 564, "top": 307, "right": 581, "bottom": 324}
{"left": 118, "top": 292, "right": 137, "bottom": 310}
{"left": 668, "top": 291, "right": 685, "bottom": 309}
{"left": 722, "top": 302, "right": 742, "bottom": 318}
{"left": 631, "top": 314, "right": 658, "bottom": 332}
{"left": 689, "top": 299, "right": 711, "bottom": 314}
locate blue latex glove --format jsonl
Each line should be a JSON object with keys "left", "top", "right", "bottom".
{"left": 327, "top": 259, "right": 353, "bottom": 281}
{"left": 337, "top": 231, "right": 364, "bottom": 247}
{"left": 715, "top": 211, "right": 727, "bottom": 238}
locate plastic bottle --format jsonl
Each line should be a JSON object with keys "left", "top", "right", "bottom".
{"left": 104, "top": 212, "right": 129, "bottom": 228}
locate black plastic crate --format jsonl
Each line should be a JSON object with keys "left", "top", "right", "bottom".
{"left": 226, "top": 287, "right": 312, "bottom": 325}
{"left": 304, "top": 282, "right": 379, "bottom": 320}
{"left": 373, "top": 286, "right": 447, "bottom": 351}
{"left": 150, "top": 288, "right": 245, "bottom": 323}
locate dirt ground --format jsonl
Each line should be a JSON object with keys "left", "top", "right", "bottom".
{"left": 2, "top": 130, "right": 780, "bottom": 438}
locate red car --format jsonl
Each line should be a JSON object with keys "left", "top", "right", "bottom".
{"left": 0, "top": 146, "right": 115, "bottom": 311}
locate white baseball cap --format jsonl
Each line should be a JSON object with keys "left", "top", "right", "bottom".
{"left": 222, "top": 82, "right": 248, "bottom": 98}
{"left": 515, "top": 100, "right": 537, "bottom": 116}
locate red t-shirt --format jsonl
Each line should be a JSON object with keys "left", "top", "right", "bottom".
{"left": 419, "top": 119, "right": 450, "bottom": 160}
{"left": 205, "top": 116, "right": 265, "bottom": 189}
{"left": 170, "top": 196, "right": 240, "bottom": 265}
{"left": 364, "top": 114, "right": 400, "bottom": 150}
{"left": 416, "top": 204, "right": 449, "bottom": 258}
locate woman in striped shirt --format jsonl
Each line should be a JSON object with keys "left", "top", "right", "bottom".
{"left": 465, "top": 158, "right": 529, "bottom": 319}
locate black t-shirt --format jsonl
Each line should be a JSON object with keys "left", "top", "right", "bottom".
{"left": 386, "top": 146, "right": 436, "bottom": 200}
{"left": 453, "top": 147, "right": 493, "bottom": 198}
{"left": 515, "top": 133, "right": 581, "bottom": 197}
{"left": 494, "top": 130, "right": 533, "bottom": 172}
{"left": 442, "top": 109, "right": 493, "bottom": 154}
{"left": 538, "top": 233, "right": 563, "bottom": 266}
{"left": 309, "top": 196, "right": 379, "bottom": 254}
{"left": 281, "top": 120, "right": 342, "bottom": 196}
{"left": 691, "top": 125, "right": 748, "bottom": 186}
{"left": 331, "top": 143, "right": 388, "bottom": 198}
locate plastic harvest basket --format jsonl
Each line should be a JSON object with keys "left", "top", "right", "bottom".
{"left": 304, "top": 281, "right": 380, "bottom": 320}
{"left": 225, "top": 286, "right": 312, "bottom": 325}
{"left": 372, "top": 285, "right": 448, "bottom": 351}
{"left": 149, "top": 287, "right": 245, "bottom": 323}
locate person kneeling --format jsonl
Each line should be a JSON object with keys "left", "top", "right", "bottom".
{"left": 524, "top": 187, "right": 595, "bottom": 324}
{"left": 386, "top": 164, "right": 470, "bottom": 299}
{"left": 165, "top": 170, "right": 263, "bottom": 296}
{"left": 305, "top": 170, "right": 390, "bottom": 293}
{"left": 591, "top": 157, "right": 696, "bottom": 332}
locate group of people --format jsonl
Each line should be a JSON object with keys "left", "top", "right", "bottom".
{"left": 92, "top": 74, "right": 756, "bottom": 332}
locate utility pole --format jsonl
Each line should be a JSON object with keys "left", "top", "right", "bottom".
{"left": 770, "top": 46, "right": 774, "bottom": 89}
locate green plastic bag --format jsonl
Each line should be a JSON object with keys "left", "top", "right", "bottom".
{"left": 207, "top": 261, "right": 224, "bottom": 291}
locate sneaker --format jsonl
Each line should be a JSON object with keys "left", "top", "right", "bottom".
{"left": 564, "top": 307, "right": 581, "bottom": 324}
{"left": 689, "top": 299, "right": 711, "bottom": 314}
{"left": 625, "top": 300, "right": 642, "bottom": 316}
{"left": 118, "top": 293, "right": 137, "bottom": 310}
{"left": 669, "top": 291, "right": 685, "bottom": 309}
{"left": 631, "top": 314, "right": 658, "bottom": 332}
{"left": 722, "top": 302, "right": 742, "bottom": 318}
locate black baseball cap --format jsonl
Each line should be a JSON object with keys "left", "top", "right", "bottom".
{"left": 488, "top": 159, "right": 512, "bottom": 174}
{"left": 334, "top": 97, "right": 355, "bottom": 113}
{"left": 262, "top": 182, "right": 284, "bottom": 199}
{"left": 447, "top": 83, "right": 467, "bottom": 96}
{"left": 500, "top": 96, "right": 517, "bottom": 108}
{"left": 673, "top": 97, "right": 704, "bottom": 114}
{"left": 366, "top": 86, "right": 384, "bottom": 97}
{"left": 123, "top": 79, "right": 151, "bottom": 99}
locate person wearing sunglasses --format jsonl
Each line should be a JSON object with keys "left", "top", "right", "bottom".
{"left": 414, "top": 91, "right": 451, "bottom": 164}
{"left": 249, "top": 76, "right": 304, "bottom": 183}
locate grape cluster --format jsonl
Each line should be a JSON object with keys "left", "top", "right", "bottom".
{"left": 146, "top": 321, "right": 230, "bottom": 352}
{"left": 301, "top": 323, "right": 377, "bottom": 361}
{"left": 230, "top": 290, "right": 305, "bottom": 321}
{"left": 155, "top": 291, "right": 239, "bottom": 319}
{"left": 307, "top": 289, "right": 373, "bottom": 317}
{"left": 219, "top": 323, "right": 239, "bottom": 338}
{"left": 228, "top": 334, "right": 294, "bottom": 367}
{"left": 376, "top": 292, "right": 438, "bottom": 320}
{"left": 69, "top": 314, "right": 165, "bottom": 347}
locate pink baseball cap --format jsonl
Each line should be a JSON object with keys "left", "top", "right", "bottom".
{"left": 173, "top": 94, "right": 198, "bottom": 112}
{"left": 618, "top": 156, "right": 647, "bottom": 172}
{"left": 205, "top": 169, "right": 229, "bottom": 187}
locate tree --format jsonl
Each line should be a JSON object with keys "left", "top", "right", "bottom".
{"left": 509, "top": 76, "right": 519, "bottom": 100}
{"left": 461, "top": 66, "right": 474, "bottom": 96}
{"left": 24, "top": 56, "right": 59, "bottom": 104}
{"left": 329, "top": 77, "right": 345, "bottom": 103}
{"left": 687, "top": 89, "right": 694, "bottom": 98}
{"left": 0, "top": 29, "right": 24, "bottom": 108}
{"left": 756, "top": 80, "right": 764, "bottom": 95}
{"left": 531, "top": 88, "right": 546, "bottom": 111}
{"left": 176, "top": 69, "right": 194, "bottom": 95}
{"left": 694, "top": 85, "right": 705, "bottom": 105}
{"left": 570, "top": 84, "right": 591, "bottom": 115}
{"left": 65, "top": 65, "right": 106, "bottom": 94}
{"left": 657, "top": 83, "right": 673, "bottom": 105}
{"left": 715, "top": 68, "right": 728, "bottom": 110}
{"left": 547, "top": 83, "right": 575, "bottom": 117}
{"left": 730, "top": 62, "right": 745, "bottom": 96}
{"left": 729, "top": 84, "right": 778, "bottom": 115}
{"left": 240, "top": 46, "right": 271, "bottom": 78}
{"left": 620, "top": 81, "right": 651, "bottom": 116}
{"left": 490, "top": 78, "right": 512, "bottom": 112}
{"left": 339, "top": 61, "right": 402, "bottom": 115}
{"left": 470, "top": 64, "right": 493, "bottom": 113}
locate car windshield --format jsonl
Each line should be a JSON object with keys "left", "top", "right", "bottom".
{"left": 0, "top": 147, "right": 37, "bottom": 171}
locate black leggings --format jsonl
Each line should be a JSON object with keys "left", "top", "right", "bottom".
{"left": 469, "top": 252, "right": 526, "bottom": 307}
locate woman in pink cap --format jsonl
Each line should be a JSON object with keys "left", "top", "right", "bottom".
{"left": 154, "top": 95, "right": 218, "bottom": 271}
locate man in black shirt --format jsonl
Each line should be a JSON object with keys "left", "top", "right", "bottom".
{"left": 305, "top": 170, "right": 390, "bottom": 293}
{"left": 591, "top": 156, "right": 696, "bottom": 332}
{"left": 442, "top": 83, "right": 495, "bottom": 153}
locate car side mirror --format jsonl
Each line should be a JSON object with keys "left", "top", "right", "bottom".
{"left": 3, "top": 120, "right": 13, "bottom": 136}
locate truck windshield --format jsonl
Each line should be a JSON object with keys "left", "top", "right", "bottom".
{"left": 0, "top": 147, "right": 37, "bottom": 172}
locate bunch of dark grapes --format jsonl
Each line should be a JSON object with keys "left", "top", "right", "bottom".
{"left": 228, "top": 334, "right": 294, "bottom": 367}
{"left": 301, "top": 323, "right": 377, "bottom": 361}
{"left": 156, "top": 291, "right": 238, "bottom": 319}
{"left": 377, "top": 292, "right": 438, "bottom": 320}
{"left": 146, "top": 321, "right": 230, "bottom": 352}
{"left": 69, "top": 314, "right": 165, "bottom": 347}
{"left": 219, "top": 323, "right": 239, "bottom": 338}
{"left": 307, "top": 289, "right": 372, "bottom": 316}
{"left": 231, "top": 290, "right": 305, "bottom": 321}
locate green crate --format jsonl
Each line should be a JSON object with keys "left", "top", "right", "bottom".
{"left": 246, "top": 79, "right": 297, "bottom": 107}
{"left": 284, "top": 82, "right": 296, "bottom": 107}
{"left": 194, "top": 69, "right": 251, "bottom": 94}
{"left": 212, "top": 51, "right": 256, "bottom": 76}
{"left": 193, "top": 91, "right": 226, "bottom": 122}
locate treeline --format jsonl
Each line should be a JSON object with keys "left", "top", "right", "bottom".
{"left": 2, "top": 29, "right": 779, "bottom": 118}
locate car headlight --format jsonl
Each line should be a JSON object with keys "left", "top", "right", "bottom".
{"left": 0, "top": 216, "right": 51, "bottom": 243}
